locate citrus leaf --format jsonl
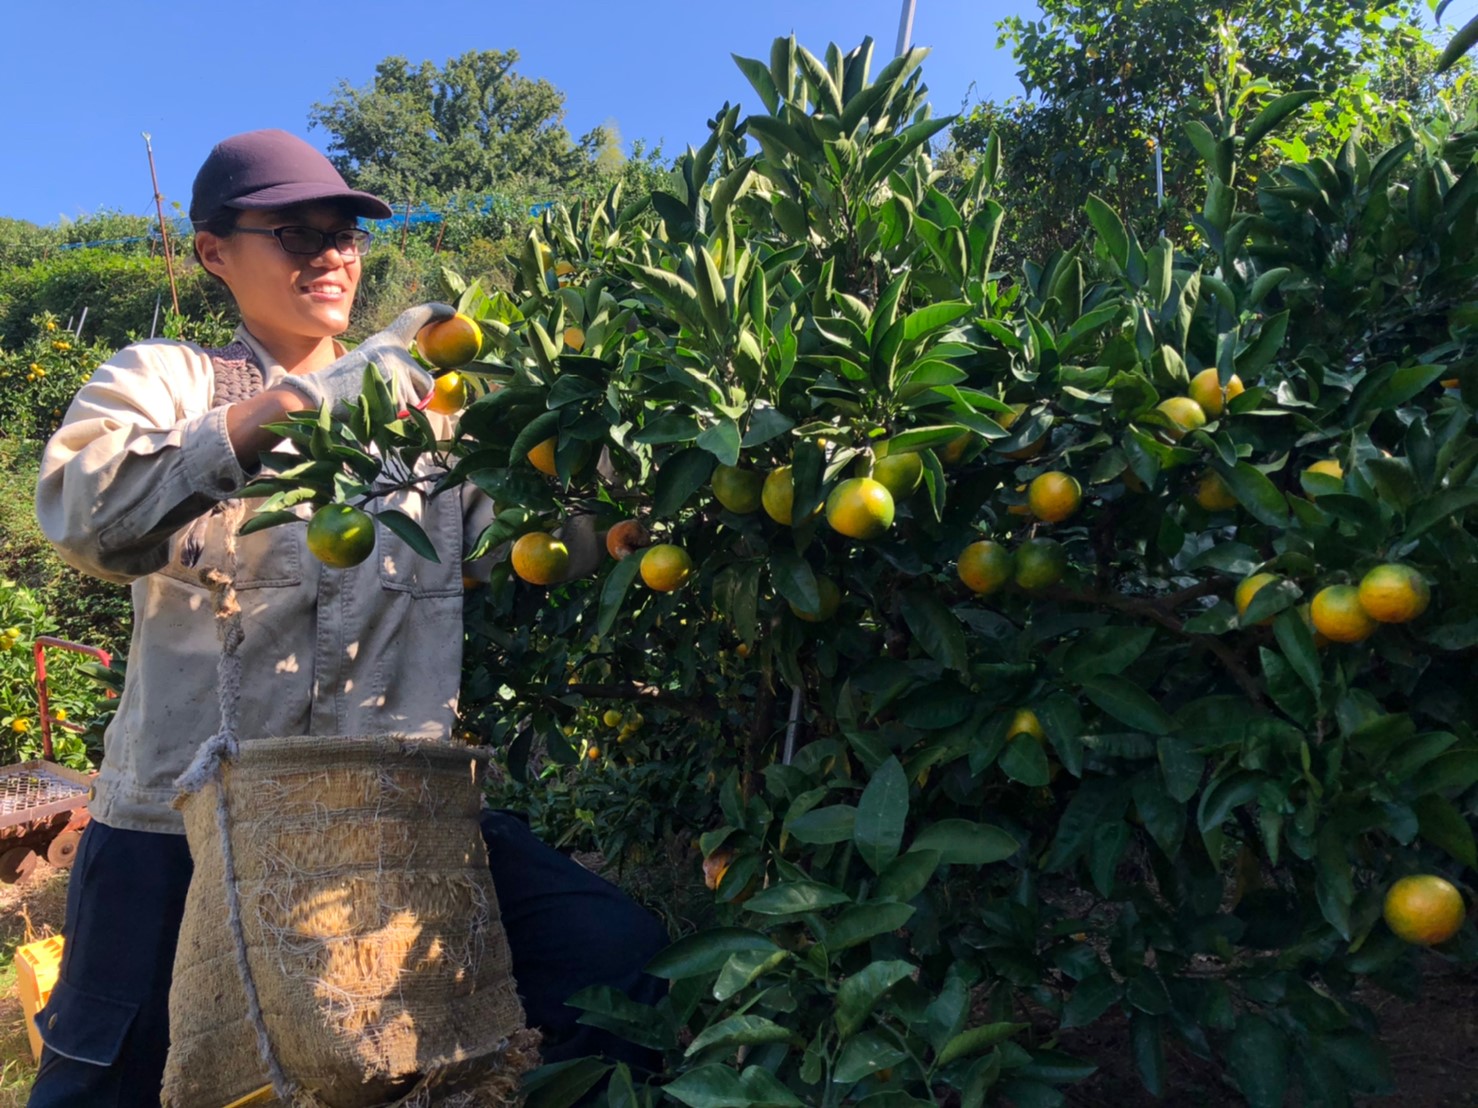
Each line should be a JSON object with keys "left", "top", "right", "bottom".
{"left": 597, "top": 556, "right": 642, "bottom": 638}
{"left": 645, "top": 929, "right": 779, "bottom": 980}
{"left": 899, "top": 589, "right": 969, "bottom": 674}
{"left": 375, "top": 509, "right": 440, "bottom": 563}
{"left": 1081, "top": 675, "right": 1173, "bottom": 735}
{"left": 835, "top": 959, "right": 917, "bottom": 1039}
{"left": 854, "top": 756, "right": 908, "bottom": 873}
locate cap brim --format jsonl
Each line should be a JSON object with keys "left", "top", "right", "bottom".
{"left": 226, "top": 183, "right": 393, "bottom": 220}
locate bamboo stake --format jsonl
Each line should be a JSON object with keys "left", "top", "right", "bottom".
{"left": 142, "top": 133, "right": 180, "bottom": 316}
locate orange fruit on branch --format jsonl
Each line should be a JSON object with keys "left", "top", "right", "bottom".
{"left": 1013, "top": 538, "right": 1067, "bottom": 591}
{"left": 527, "top": 437, "right": 559, "bottom": 476}
{"left": 1383, "top": 875, "right": 1466, "bottom": 946}
{"left": 1235, "top": 572, "right": 1279, "bottom": 625}
{"left": 1008, "top": 708, "right": 1044, "bottom": 742}
{"left": 416, "top": 312, "right": 482, "bottom": 369}
{"left": 1194, "top": 471, "right": 1239, "bottom": 512}
{"left": 1188, "top": 368, "right": 1244, "bottom": 417}
{"left": 871, "top": 451, "right": 924, "bottom": 500}
{"left": 426, "top": 371, "right": 469, "bottom": 415}
{"left": 1310, "top": 585, "right": 1376, "bottom": 643}
{"left": 957, "top": 540, "right": 1013, "bottom": 595}
{"left": 1027, "top": 471, "right": 1082, "bottom": 523}
{"left": 789, "top": 575, "right": 840, "bottom": 622}
{"left": 511, "top": 532, "right": 570, "bottom": 585}
{"left": 1155, "top": 397, "right": 1207, "bottom": 441}
{"left": 640, "top": 544, "right": 694, "bottom": 591}
{"left": 306, "top": 504, "right": 376, "bottom": 569}
{"left": 712, "top": 464, "right": 765, "bottom": 514}
{"left": 825, "top": 477, "right": 895, "bottom": 540}
{"left": 605, "top": 519, "right": 650, "bottom": 560}
{"left": 1358, "top": 564, "right": 1430, "bottom": 623}
{"left": 761, "top": 466, "right": 818, "bottom": 525}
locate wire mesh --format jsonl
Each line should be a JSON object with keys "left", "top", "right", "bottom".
{"left": 0, "top": 764, "right": 87, "bottom": 822}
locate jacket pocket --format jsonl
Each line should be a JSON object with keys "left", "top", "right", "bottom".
{"left": 35, "top": 980, "right": 138, "bottom": 1066}
{"left": 374, "top": 484, "right": 462, "bottom": 599}
{"left": 158, "top": 500, "right": 303, "bottom": 590}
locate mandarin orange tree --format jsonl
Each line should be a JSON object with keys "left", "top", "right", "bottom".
{"left": 239, "top": 30, "right": 1478, "bottom": 1108}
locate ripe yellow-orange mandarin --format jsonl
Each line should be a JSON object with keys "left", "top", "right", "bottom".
{"left": 790, "top": 575, "right": 841, "bottom": 622}
{"left": 1383, "top": 874, "right": 1466, "bottom": 946}
{"left": 603, "top": 709, "right": 623, "bottom": 728}
{"left": 1188, "top": 368, "right": 1244, "bottom": 417}
{"left": 1195, "top": 471, "right": 1239, "bottom": 512}
{"left": 1156, "top": 396, "right": 1207, "bottom": 441}
{"left": 1028, "top": 471, "right": 1082, "bottom": 523}
{"left": 1235, "top": 572, "right": 1279, "bottom": 624}
{"left": 712, "top": 464, "right": 765, "bottom": 514}
{"left": 563, "top": 326, "right": 585, "bottom": 352}
{"left": 825, "top": 477, "right": 895, "bottom": 540}
{"left": 640, "top": 544, "right": 694, "bottom": 591}
{"left": 1304, "top": 459, "right": 1344, "bottom": 496}
{"left": 958, "top": 540, "right": 1013, "bottom": 595}
{"left": 416, "top": 313, "right": 482, "bottom": 369}
{"left": 527, "top": 437, "right": 559, "bottom": 476}
{"left": 511, "top": 532, "right": 570, "bottom": 585}
{"left": 1310, "top": 585, "right": 1376, "bottom": 643}
{"left": 605, "top": 519, "right": 650, "bottom": 560}
{"left": 1358, "top": 563, "right": 1430, "bottom": 623}
{"left": 306, "top": 504, "right": 376, "bottom": 569}
{"left": 426, "top": 372, "right": 469, "bottom": 415}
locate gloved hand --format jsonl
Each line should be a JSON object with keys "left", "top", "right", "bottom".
{"left": 275, "top": 302, "right": 455, "bottom": 411}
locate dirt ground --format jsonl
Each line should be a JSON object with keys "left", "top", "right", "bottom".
{"left": 1056, "top": 960, "right": 1478, "bottom": 1106}
{"left": 1, "top": 859, "right": 1474, "bottom": 1106}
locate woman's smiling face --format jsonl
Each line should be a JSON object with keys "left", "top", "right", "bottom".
{"left": 196, "top": 201, "right": 363, "bottom": 340}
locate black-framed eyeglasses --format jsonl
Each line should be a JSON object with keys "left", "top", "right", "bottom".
{"left": 231, "top": 226, "right": 374, "bottom": 257}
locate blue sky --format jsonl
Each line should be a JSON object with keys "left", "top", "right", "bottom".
{"left": 2, "top": 0, "right": 1474, "bottom": 227}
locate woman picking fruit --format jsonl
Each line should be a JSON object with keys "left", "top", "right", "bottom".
{"left": 30, "top": 129, "right": 664, "bottom": 1106}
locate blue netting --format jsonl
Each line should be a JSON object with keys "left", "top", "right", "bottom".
{"left": 52, "top": 194, "right": 552, "bottom": 252}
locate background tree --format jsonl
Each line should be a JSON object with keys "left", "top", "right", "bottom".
{"left": 949, "top": 0, "right": 1460, "bottom": 260}
{"left": 309, "top": 49, "right": 609, "bottom": 203}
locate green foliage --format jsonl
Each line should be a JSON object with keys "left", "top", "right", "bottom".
{"left": 951, "top": 0, "right": 1466, "bottom": 260}
{"left": 0, "top": 439, "right": 131, "bottom": 659}
{"left": 0, "top": 578, "right": 107, "bottom": 770}
{"left": 0, "top": 250, "right": 234, "bottom": 350}
{"left": 239, "top": 29, "right": 1478, "bottom": 1108}
{"left": 0, "top": 313, "right": 113, "bottom": 442}
{"left": 0, "top": 209, "right": 159, "bottom": 268}
{"left": 309, "top": 50, "right": 610, "bottom": 202}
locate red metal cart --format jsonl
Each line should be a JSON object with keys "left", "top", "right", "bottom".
{"left": 0, "top": 636, "right": 111, "bottom": 883}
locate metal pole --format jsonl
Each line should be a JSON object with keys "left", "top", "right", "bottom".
{"left": 142, "top": 133, "right": 181, "bottom": 316}
{"left": 895, "top": 0, "right": 917, "bottom": 57}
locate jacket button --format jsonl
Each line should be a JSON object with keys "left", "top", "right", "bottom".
{"left": 47, "top": 1014, "right": 57, "bottom": 1029}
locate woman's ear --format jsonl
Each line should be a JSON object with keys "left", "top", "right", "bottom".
{"left": 194, "top": 230, "right": 230, "bottom": 281}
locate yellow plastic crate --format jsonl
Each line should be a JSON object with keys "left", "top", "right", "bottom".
{"left": 14, "top": 934, "right": 63, "bottom": 1062}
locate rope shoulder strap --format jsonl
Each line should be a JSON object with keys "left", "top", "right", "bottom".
{"left": 173, "top": 346, "right": 451, "bottom": 1108}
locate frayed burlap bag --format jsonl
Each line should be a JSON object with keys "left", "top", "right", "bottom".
{"left": 162, "top": 736, "right": 537, "bottom": 1107}
{"left": 160, "top": 492, "right": 537, "bottom": 1108}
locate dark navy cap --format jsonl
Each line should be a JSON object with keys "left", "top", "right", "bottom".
{"left": 189, "top": 129, "right": 392, "bottom": 227}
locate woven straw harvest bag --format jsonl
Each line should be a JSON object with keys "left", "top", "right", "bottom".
{"left": 160, "top": 348, "right": 537, "bottom": 1107}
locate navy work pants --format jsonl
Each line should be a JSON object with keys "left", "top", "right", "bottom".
{"left": 27, "top": 811, "right": 668, "bottom": 1106}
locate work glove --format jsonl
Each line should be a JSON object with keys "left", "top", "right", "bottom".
{"left": 275, "top": 302, "right": 455, "bottom": 412}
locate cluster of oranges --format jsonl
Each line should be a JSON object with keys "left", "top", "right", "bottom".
{"left": 1236, "top": 562, "right": 1430, "bottom": 641}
